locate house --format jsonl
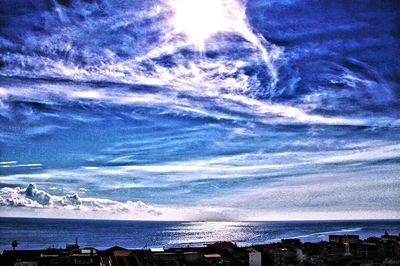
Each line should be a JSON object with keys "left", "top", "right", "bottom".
{"left": 203, "top": 254, "right": 222, "bottom": 266}
{"left": 329, "top": 235, "right": 359, "bottom": 244}
{"left": 246, "top": 247, "right": 261, "bottom": 266}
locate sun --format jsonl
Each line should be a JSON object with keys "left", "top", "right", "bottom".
{"left": 169, "top": 0, "right": 231, "bottom": 52}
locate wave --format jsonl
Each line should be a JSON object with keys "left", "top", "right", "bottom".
{"left": 294, "top": 227, "right": 363, "bottom": 239}
{"left": 267, "top": 227, "right": 363, "bottom": 243}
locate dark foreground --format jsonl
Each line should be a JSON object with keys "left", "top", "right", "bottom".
{"left": 1, "top": 231, "right": 399, "bottom": 266}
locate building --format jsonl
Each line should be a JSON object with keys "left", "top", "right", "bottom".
{"left": 329, "top": 235, "right": 360, "bottom": 244}
{"left": 246, "top": 247, "right": 261, "bottom": 266}
{"left": 1, "top": 235, "right": 400, "bottom": 266}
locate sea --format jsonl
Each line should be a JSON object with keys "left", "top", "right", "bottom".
{"left": 0, "top": 218, "right": 399, "bottom": 250}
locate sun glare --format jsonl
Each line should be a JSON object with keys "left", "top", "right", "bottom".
{"left": 170, "top": 0, "right": 230, "bottom": 52}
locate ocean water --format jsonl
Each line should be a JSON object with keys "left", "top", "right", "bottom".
{"left": 0, "top": 218, "right": 399, "bottom": 250}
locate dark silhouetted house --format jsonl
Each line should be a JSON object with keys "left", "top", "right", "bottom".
{"left": 0, "top": 250, "right": 42, "bottom": 266}
{"left": 249, "top": 244, "right": 298, "bottom": 266}
{"left": 263, "top": 246, "right": 297, "bottom": 266}
{"left": 153, "top": 252, "right": 180, "bottom": 266}
{"left": 207, "top": 242, "right": 248, "bottom": 265}
{"left": 113, "top": 250, "right": 134, "bottom": 266}
{"left": 280, "top": 239, "right": 301, "bottom": 247}
{"left": 110, "top": 249, "right": 155, "bottom": 266}
{"left": 203, "top": 254, "right": 222, "bottom": 266}
{"left": 329, "top": 234, "right": 359, "bottom": 244}
{"left": 246, "top": 247, "right": 261, "bottom": 266}
{"left": 130, "top": 250, "right": 154, "bottom": 266}
{"left": 180, "top": 251, "right": 203, "bottom": 265}
{"left": 349, "top": 242, "right": 379, "bottom": 260}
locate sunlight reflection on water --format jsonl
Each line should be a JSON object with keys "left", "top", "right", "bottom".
{"left": 165, "top": 221, "right": 261, "bottom": 245}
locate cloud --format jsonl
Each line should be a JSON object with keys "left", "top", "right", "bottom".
{"left": 0, "top": 161, "right": 17, "bottom": 165}
{"left": 1, "top": 140, "right": 399, "bottom": 194}
{"left": 318, "top": 143, "right": 400, "bottom": 164}
{"left": 0, "top": 0, "right": 380, "bottom": 130}
{"left": 198, "top": 167, "right": 400, "bottom": 217}
{"left": 0, "top": 79, "right": 367, "bottom": 128}
{"left": 0, "top": 184, "right": 161, "bottom": 216}
{"left": 0, "top": 161, "right": 42, "bottom": 168}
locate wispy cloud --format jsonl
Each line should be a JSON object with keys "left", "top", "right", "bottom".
{"left": 318, "top": 143, "right": 400, "bottom": 164}
{"left": 0, "top": 161, "right": 17, "bottom": 165}
{"left": 0, "top": 161, "right": 42, "bottom": 169}
{"left": 195, "top": 167, "right": 400, "bottom": 220}
{"left": 0, "top": 80, "right": 368, "bottom": 127}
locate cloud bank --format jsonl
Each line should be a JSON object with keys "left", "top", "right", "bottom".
{"left": 0, "top": 184, "right": 161, "bottom": 217}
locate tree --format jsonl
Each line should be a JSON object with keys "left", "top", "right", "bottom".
{"left": 11, "top": 240, "right": 18, "bottom": 250}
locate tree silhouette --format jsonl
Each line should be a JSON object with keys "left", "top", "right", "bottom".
{"left": 11, "top": 240, "right": 18, "bottom": 250}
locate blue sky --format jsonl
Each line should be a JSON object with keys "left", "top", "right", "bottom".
{"left": 0, "top": 0, "right": 399, "bottom": 220}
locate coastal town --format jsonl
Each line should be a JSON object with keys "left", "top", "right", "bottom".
{"left": 1, "top": 231, "right": 399, "bottom": 266}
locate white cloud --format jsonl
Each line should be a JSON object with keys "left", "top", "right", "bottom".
{"left": 197, "top": 167, "right": 400, "bottom": 219}
{"left": 0, "top": 163, "right": 42, "bottom": 168}
{"left": 0, "top": 184, "right": 161, "bottom": 217}
{"left": 318, "top": 143, "right": 400, "bottom": 164}
{"left": 0, "top": 161, "right": 17, "bottom": 165}
{"left": 2, "top": 140, "right": 399, "bottom": 191}
{"left": 0, "top": 68, "right": 368, "bottom": 128}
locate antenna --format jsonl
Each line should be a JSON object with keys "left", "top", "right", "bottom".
{"left": 143, "top": 240, "right": 149, "bottom": 250}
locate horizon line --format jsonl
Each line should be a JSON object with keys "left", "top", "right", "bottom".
{"left": 1, "top": 215, "right": 399, "bottom": 223}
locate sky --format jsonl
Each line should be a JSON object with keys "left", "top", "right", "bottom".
{"left": 0, "top": 0, "right": 399, "bottom": 221}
